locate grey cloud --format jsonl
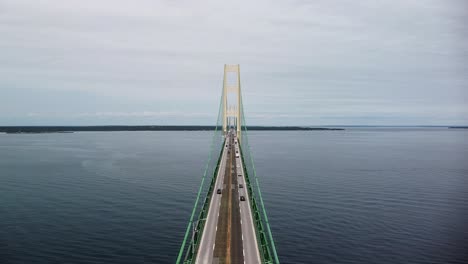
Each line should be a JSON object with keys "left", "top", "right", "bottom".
{"left": 0, "top": 0, "right": 467, "bottom": 125}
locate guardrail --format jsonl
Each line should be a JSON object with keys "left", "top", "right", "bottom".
{"left": 178, "top": 139, "right": 225, "bottom": 264}
{"left": 178, "top": 138, "right": 278, "bottom": 264}
{"left": 239, "top": 145, "right": 276, "bottom": 264}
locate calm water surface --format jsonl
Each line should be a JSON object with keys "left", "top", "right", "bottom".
{"left": 1, "top": 129, "right": 467, "bottom": 263}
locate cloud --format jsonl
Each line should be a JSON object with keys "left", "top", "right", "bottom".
{"left": 20, "top": 111, "right": 214, "bottom": 118}
{"left": 0, "top": 0, "right": 467, "bottom": 125}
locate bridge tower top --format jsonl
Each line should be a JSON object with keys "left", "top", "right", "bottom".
{"left": 222, "top": 64, "right": 242, "bottom": 140}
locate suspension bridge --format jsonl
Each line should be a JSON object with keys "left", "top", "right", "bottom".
{"left": 176, "top": 65, "right": 279, "bottom": 264}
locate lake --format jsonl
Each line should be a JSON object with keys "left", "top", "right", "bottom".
{"left": 1, "top": 128, "right": 467, "bottom": 263}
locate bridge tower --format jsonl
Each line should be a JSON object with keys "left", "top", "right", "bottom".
{"left": 177, "top": 64, "right": 279, "bottom": 264}
{"left": 222, "top": 64, "right": 242, "bottom": 141}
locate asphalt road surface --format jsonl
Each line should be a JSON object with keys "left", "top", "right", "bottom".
{"left": 195, "top": 133, "right": 260, "bottom": 264}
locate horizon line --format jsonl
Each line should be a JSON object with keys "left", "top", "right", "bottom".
{"left": 0, "top": 125, "right": 466, "bottom": 128}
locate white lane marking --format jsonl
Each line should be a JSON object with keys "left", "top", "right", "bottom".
{"left": 213, "top": 244, "right": 215, "bottom": 250}
{"left": 196, "top": 144, "right": 229, "bottom": 263}
{"left": 237, "top": 156, "right": 263, "bottom": 264}
{"left": 242, "top": 234, "right": 244, "bottom": 241}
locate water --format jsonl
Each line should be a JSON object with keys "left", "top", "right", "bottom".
{"left": 1, "top": 129, "right": 467, "bottom": 263}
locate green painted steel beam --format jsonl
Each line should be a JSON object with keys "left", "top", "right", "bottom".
{"left": 239, "top": 97, "right": 280, "bottom": 264}
{"left": 176, "top": 80, "right": 225, "bottom": 264}
{"left": 179, "top": 142, "right": 225, "bottom": 263}
{"left": 179, "top": 69, "right": 279, "bottom": 263}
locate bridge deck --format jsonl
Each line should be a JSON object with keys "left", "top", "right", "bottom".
{"left": 196, "top": 133, "right": 260, "bottom": 264}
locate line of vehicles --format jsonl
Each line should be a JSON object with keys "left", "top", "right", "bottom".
{"left": 218, "top": 132, "right": 245, "bottom": 202}
{"left": 234, "top": 135, "right": 245, "bottom": 202}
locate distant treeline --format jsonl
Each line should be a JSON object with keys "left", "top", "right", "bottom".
{"left": 0, "top": 126, "right": 344, "bottom": 133}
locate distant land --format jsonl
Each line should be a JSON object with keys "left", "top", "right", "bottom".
{"left": 0, "top": 126, "right": 344, "bottom": 134}
{"left": 448, "top": 126, "right": 468, "bottom": 129}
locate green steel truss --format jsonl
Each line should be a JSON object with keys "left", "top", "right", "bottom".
{"left": 239, "top": 88, "right": 280, "bottom": 264}
{"left": 176, "top": 75, "right": 279, "bottom": 264}
{"left": 177, "top": 141, "right": 224, "bottom": 264}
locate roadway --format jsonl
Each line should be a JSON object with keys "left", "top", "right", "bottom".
{"left": 212, "top": 134, "right": 243, "bottom": 263}
{"left": 195, "top": 132, "right": 260, "bottom": 264}
{"left": 235, "top": 141, "right": 262, "bottom": 264}
{"left": 195, "top": 136, "right": 229, "bottom": 264}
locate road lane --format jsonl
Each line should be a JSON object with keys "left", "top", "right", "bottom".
{"left": 235, "top": 140, "right": 262, "bottom": 264}
{"left": 195, "top": 132, "right": 260, "bottom": 264}
{"left": 213, "top": 134, "right": 244, "bottom": 263}
{"left": 195, "top": 138, "right": 229, "bottom": 264}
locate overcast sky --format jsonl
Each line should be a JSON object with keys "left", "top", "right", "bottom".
{"left": 1, "top": 0, "right": 467, "bottom": 126}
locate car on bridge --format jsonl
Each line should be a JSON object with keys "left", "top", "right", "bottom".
{"left": 217, "top": 188, "right": 222, "bottom": 194}
{"left": 239, "top": 184, "right": 243, "bottom": 188}
{"left": 240, "top": 196, "right": 245, "bottom": 201}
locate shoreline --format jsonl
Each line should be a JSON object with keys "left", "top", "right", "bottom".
{"left": 0, "top": 126, "right": 344, "bottom": 134}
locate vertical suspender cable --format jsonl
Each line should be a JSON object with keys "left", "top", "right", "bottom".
{"left": 241, "top": 95, "right": 280, "bottom": 264}
{"left": 176, "top": 77, "right": 225, "bottom": 264}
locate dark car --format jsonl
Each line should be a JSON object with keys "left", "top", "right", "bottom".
{"left": 238, "top": 174, "right": 241, "bottom": 177}
{"left": 240, "top": 196, "right": 245, "bottom": 201}
{"left": 239, "top": 184, "right": 243, "bottom": 188}
{"left": 217, "top": 189, "right": 222, "bottom": 194}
